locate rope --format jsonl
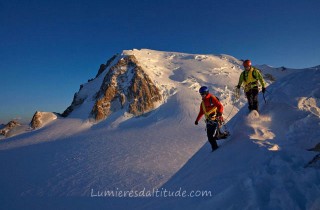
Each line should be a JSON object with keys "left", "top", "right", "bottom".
{"left": 224, "top": 103, "right": 235, "bottom": 123}
{"left": 223, "top": 86, "right": 239, "bottom": 123}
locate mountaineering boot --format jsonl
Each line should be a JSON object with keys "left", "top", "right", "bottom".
{"left": 211, "top": 146, "right": 219, "bottom": 152}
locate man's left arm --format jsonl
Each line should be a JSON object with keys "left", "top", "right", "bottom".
{"left": 256, "top": 69, "right": 266, "bottom": 88}
{"left": 255, "top": 68, "right": 266, "bottom": 93}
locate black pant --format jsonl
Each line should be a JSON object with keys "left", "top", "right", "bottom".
{"left": 206, "top": 121, "right": 219, "bottom": 150}
{"left": 245, "top": 87, "right": 259, "bottom": 112}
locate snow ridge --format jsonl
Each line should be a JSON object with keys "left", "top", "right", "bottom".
{"left": 148, "top": 68, "right": 320, "bottom": 210}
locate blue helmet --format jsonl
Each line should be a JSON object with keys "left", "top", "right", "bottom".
{"left": 199, "top": 86, "right": 209, "bottom": 95}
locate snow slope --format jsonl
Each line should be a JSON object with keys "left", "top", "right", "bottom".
{"left": 146, "top": 68, "right": 320, "bottom": 210}
{"left": 0, "top": 49, "right": 319, "bottom": 209}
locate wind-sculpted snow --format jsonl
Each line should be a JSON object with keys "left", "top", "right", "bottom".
{"left": 246, "top": 111, "right": 277, "bottom": 150}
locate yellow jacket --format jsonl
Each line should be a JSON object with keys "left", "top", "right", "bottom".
{"left": 237, "top": 67, "right": 266, "bottom": 92}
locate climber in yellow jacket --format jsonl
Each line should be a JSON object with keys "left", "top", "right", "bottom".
{"left": 236, "top": 60, "right": 266, "bottom": 113}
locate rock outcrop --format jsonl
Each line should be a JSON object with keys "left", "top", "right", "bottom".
{"left": 91, "top": 55, "right": 162, "bottom": 121}
{"left": 30, "top": 111, "right": 57, "bottom": 129}
{"left": 0, "top": 120, "right": 21, "bottom": 137}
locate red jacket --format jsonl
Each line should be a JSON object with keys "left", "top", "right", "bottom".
{"left": 196, "top": 93, "right": 223, "bottom": 122}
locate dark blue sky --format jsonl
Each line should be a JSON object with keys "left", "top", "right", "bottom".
{"left": 1, "top": 0, "right": 320, "bottom": 123}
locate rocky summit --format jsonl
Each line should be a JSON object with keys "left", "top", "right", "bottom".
{"left": 63, "top": 54, "right": 162, "bottom": 121}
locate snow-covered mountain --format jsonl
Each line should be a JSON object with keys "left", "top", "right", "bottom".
{"left": 0, "top": 49, "right": 319, "bottom": 210}
{"left": 60, "top": 49, "right": 249, "bottom": 123}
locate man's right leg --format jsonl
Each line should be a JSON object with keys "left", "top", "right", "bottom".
{"left": 206, "top": 122, "right": 219, "bottom": 151}
{"left": 246, "top": 90, "right": 254, "bottom": 111}
{"left": 251, "top": 88, "right": 259, "bottom": 112}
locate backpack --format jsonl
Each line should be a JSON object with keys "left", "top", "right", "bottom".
{"left": 243, "top": 67, "right": 258, "bottom": 82}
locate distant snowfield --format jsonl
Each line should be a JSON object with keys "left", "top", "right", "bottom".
{"left": 0, "top": 49, "right": 319, "bottom": 210}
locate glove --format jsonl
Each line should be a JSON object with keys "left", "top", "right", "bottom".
{"left": 262, "top": 87, "right": 266, "bottom": 93}
{"left": 216, "top": 112, "right": 223, "bottom": 122}
{"left": 217, "top": 116, "right": 224, "bottom": 122}
{"left": 195, "top": 121, "right": 198, "bottom": 125}
{"left": 236, "top": 85, "right": 240, "bottom": 89}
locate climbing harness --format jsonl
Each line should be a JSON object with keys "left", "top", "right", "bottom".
{"left": 201, "top": 96, "right": 218, "bottom": 121}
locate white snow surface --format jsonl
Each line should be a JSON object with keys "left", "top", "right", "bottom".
{"left": 0, "top": 49, "right": 319, "bottom": 210}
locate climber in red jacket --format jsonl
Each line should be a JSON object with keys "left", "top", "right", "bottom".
{"left": 195, "top": 86, "right": 224, "bottom": 152}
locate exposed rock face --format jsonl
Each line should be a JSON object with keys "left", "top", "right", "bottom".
{"left": 30, "top": 111, "right": 57, "bottom": 129}
{"left": 62, "top": 92, "right": 86, "bottom": 117}
{"left": 6, "top": 120, "right": 20, "bottom": 128}
{"left": 31, "top": 112, "right": 41, "bottom": 129}
{"left": 62, "top": 54, "right": 118, "bottom": 117}
{"left": 127, "top": 63, "right": 162, "bottom": 115}
{"left": 91, "top": 55, "right": 162, "bottom": 121}
{"left": 61, "top": 53, "right": 162, "bottom": 121}
{"left": 0, "top": 120, "right": 21, "bottom": 136}
{"left": 95, "top": 54, "right": 118, "bottom": 78}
